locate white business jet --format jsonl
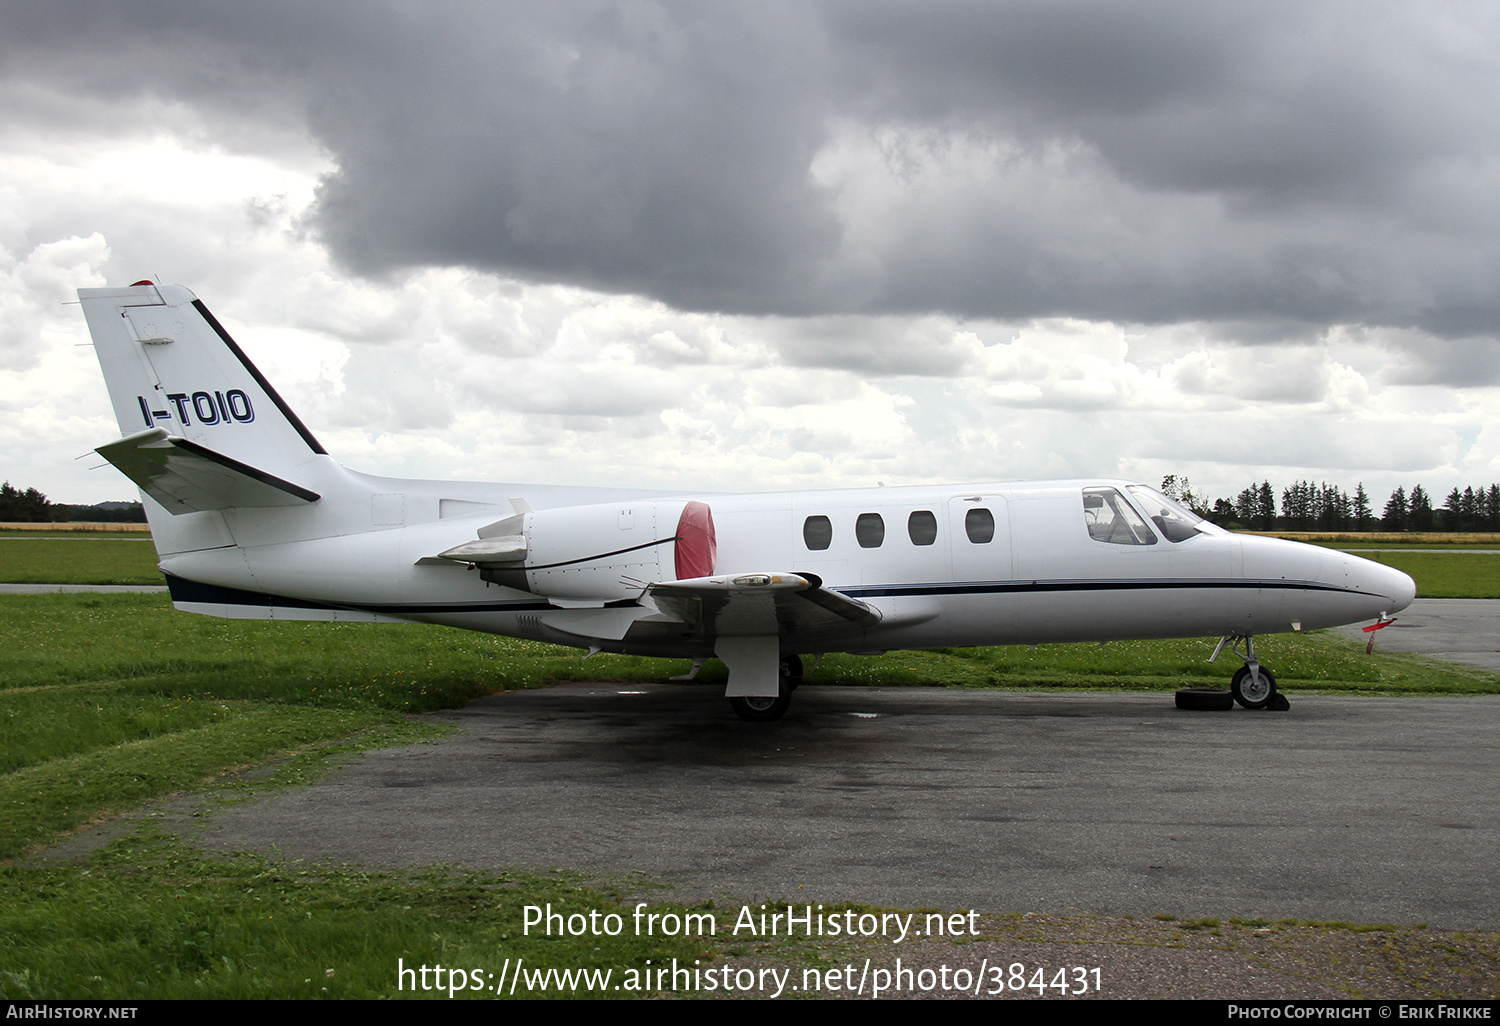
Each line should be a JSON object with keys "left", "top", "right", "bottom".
{"left": 79, "top": 282, "right": 1416, "bottom": 720}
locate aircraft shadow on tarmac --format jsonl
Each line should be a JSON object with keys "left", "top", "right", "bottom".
{"left": 439, "top": 681, "right": 1317, "bottom": 771}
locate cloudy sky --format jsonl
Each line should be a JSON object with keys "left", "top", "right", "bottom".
{"left": 2, "top": 1, "right": 1498, "bottom": 507}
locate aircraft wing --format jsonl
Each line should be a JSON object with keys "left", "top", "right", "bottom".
{"left": 95, "top": 428, "right": 320, "bottom": 515}
{"left": 642, "top": 572, "right": 881, "bottom": 640}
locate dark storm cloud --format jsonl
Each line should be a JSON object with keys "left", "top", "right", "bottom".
{"left": 827, "top": 1, "right": 1494, "bottom": 205}
{"left": 1378, "top": 337, "right": 1500, "bottom": 387}
{"left": 5, "top": 1, "right": 1499, "bottom": 338}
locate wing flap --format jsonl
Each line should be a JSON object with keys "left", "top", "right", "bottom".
{"left": 96, "top": 428, "right": 320, "bottom": 515}
{"left": 643, "top": 572, "right": 881, "bottom": 641}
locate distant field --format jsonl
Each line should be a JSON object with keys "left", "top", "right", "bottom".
{"left": 1248, "top": 531, "right": 1500, "bottom": 549}
{"left": 0, "top": 522, "right": 149, "bottom": 533}
{"left": 0, "top": 537, "right": 161, "bottom": 585}
{"left": 1346, "top": 551, "right": 1500, "bottom": 599}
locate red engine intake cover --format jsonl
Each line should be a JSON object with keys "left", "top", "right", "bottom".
{"left": 673, "top": 500, "right": 717, "bottom": 581}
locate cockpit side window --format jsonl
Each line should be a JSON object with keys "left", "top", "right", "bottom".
{"left": 1082, "top": 487, "right": 1157, "bottom": 545}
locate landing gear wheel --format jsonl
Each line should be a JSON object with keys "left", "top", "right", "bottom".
{"left": 1175, "top": 687, "right": 1233, "bottom": 711}
{"left": 781, "top": 655, "right": 803, "bottom": 691}
{"left": 1231, "top": 665, "right": 1277, "bottom": 710}
{"left": 728, "top": 656, "right": 801, "bottom": 721}
{"left": 729, "top": 691, "right": 791, "bottom": 722}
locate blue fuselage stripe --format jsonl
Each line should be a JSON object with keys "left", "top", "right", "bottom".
{"left": 164, "top": 573, "right": 1387, "bottom": 616}
{"left": 843, "top": 578, "right": 1383, "bottom": 599}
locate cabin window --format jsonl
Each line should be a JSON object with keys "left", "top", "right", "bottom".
{"left": 856, "top": 512, "right": 885, "bottom": 548}
{"left": 907, "top": 510, "right": 938, "bottom": 546}
{"left": 803, "top": 515, "right": 832, "bottom": 550}
{"left": 1083, "top": 487, "right": 1157, "bottom": 545}
{"left": 964, "top": 507, "right": 995, "bottom": 544}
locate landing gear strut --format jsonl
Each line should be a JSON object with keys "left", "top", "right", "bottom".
{"left": 1211, "top": 635, "right": 1285, "bottom": 711}
{"left": 728, "top": 655, "right": 802, "bottom": 722}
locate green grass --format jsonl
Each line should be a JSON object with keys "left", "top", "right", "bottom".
{"left": 0, "top": 593, "right": 700, "bottom": 707}
{"left": 1251, "top": 532, "right": 1500, "bottom": 548}
{"left": 0, "top": 706, "right": 394, "bottom": 860}
{"left": 0, "top": 538, "right": 162, "bottom": 585}
{"left": 1346, "top": 551, "right": 1500, "bottom": 598}
{"left": 3, "top": 593, "right": 1496, "bottom": 861}
{"left": 2, "top": 592, "right": 1497, "bottom": 999}
{"left": 0, "top": 593, "right": 688, "bottom": 858}
{"left": 1244, "top": 533, "right": 1500, "bottom": 596}
{"left": 0, "top": 830, "right": 713, "bottom": 999}
{"left": 1333, "top": 541, "right": 1500, "bottom": 550}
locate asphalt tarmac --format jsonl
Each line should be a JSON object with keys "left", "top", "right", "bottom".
{"left": 204, "top": 682, "right": 1500, "bottom": 931}
{"left": 19, "top": 585, "right": 1495, "bottom": 930}
{"left": 1334, "top": 597, "right": 1500, "bottom": 672}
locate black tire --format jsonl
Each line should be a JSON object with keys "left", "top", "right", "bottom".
{"left": 1175, "top": 687, "right": 1233, "bottom": 711}
{"left": 1230, "top": 665, "right": 1277, "bottom": 710}
{"left": 729, "top": 692, "right": 792, "bottom": 722}
{"left": 781, "top": 654, "right": 804, "bottom": 691}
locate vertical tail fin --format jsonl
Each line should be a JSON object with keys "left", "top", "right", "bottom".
{"left": 80, "top": 282, "right": 332, "bottom": 550}
{"left": 81, "top": 282, "right": 327, "bottom": 479}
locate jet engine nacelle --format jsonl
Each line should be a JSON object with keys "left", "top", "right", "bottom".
{"left": 439, "top": 498, "right": 717, "bottom": 602}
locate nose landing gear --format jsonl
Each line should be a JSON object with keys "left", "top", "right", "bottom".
{"left": 1211, "top": 635, "right": 1289, "bottom": 711}
{"left": 1230, "top": 662, "right": 1278, "bottom": 709}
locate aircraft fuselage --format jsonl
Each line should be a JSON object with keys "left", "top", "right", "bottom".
{"left": 157, "top": 470, "right": 1414, "bottom": 660}
{"left": 79, "top": 282, "right": 1417, "bottom": 718}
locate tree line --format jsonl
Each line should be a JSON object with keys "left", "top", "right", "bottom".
{"left": 0, "top": 482, "right": 145, "bottom": 523}
{"left": 1161, "top": 475, "right": 1500, "bottom": 532}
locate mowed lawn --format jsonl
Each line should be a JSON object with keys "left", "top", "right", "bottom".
{"left": 1347, "top": 550, "right": 1500, "bottom": 598}
{"left": 0, "top": 535, "right": 161, "bottom": 585}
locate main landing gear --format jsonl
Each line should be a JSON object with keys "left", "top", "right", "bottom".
{"left": 728, "top": 655, "right": 802, "bottom": 722}
{"left": 1209, "top": 635, "right": 1288, "bottom": 711}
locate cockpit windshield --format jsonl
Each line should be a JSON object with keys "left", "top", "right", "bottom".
{"left": 1126, "top": 485, "right": 1218, "bottom": 543}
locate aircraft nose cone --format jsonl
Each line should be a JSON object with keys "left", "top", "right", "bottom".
{"left": 1343, "top": 552, "right": 1416, "bottom": 613}
{"left": 1382, "top": 563, "right": 1417, "bottom": 613}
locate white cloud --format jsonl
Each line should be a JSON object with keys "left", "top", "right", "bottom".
{"left": 4, "top": 4, "right": 1499, "bottom": 512}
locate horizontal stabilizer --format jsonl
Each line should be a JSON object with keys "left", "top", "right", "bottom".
{"left": 95, "top": 428, "right": 320, "bottom": 515}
